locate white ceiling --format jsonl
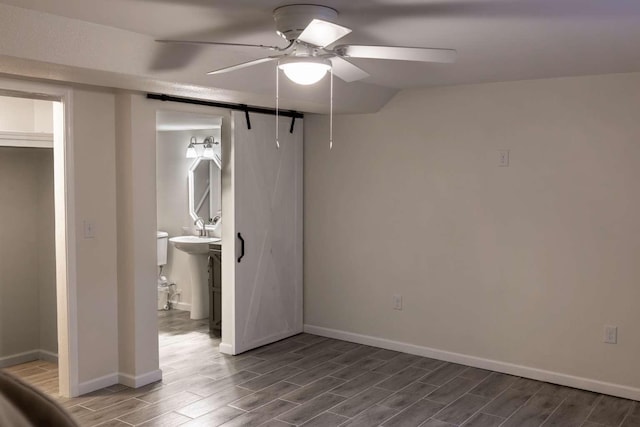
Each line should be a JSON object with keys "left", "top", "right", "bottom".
{"left": 1, "top": 0, "right": 640, "bottom": 113}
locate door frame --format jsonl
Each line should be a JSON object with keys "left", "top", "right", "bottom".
{"left": 0, "top": 78, "right": 78, "bottom": 397}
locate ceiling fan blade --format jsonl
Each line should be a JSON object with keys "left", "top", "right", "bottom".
{"left": 335, "top": 45, "right": 457, "bottom": 63}
{"left": 207, "top": 57, "right": 278, "bottom": 75}
{"left": 297, "top": 19, "right": 352, "bottom": 47}
{"left": 156, "top": 39, "right": 283, "bottom": 51}
{"left": 329, "top": 57, "right": 370, "bottom": 82}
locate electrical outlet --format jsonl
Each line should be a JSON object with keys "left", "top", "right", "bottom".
{"left": 498, "top": 150, "right": 510, "bottom": 167}
{"left": 604, "top": 325, "right": 618, "bottom": 344}
{"left": 393, "top": 295, "right": 403, "bottom": 311}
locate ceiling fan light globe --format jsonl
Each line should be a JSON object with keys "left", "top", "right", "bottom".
{"left": 279, "top": 61, "right": 331, "bottom": 85}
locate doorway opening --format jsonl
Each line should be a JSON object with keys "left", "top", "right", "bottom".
{"left": 0, "top": 81, "right": 76, "bottom": 397}
{"left": 148, "top": 98, "right": 303, "bottom": 381}
{"left": 155, "top": 110, "right": 224, "bottom": 373}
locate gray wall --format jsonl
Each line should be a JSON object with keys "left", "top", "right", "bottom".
{"left": 304, "top": 72, "right": 640, "bottom": 395}
{"left": 0, "top": 147, "right": 56, "bottom": 362}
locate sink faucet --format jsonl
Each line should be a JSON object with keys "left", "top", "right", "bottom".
{"left": 194, "top": 217, "right": 207, "bottom": 237}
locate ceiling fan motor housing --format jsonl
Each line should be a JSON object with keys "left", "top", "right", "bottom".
{"left": 273, "top": 4, "right": 338, "bottom": 41}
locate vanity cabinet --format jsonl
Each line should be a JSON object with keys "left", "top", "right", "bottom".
{"left": 208, "top": 243, "right": 222, "bottom": 337}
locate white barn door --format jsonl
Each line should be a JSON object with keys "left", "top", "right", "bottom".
{"left": 232, "top": 111, "right": 303, "bottom": 354}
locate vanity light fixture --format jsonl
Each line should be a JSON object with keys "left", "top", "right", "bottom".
{"left": 185, "top": 136, "right": 219, "bottom": 159}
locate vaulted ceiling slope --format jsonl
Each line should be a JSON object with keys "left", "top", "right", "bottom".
{"left": 1, "top": 0, "right": 639, "bottom": 114}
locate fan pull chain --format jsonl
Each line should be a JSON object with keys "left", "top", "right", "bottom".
{"left": 330, "top": 67, "right": 334, "bottom": 150}
{"left": 275, "top": 61, "right": 280, "bottom": 150}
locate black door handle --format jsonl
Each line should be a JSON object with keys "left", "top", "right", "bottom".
{"left": 237, "top": 232, "right": 245, "bottom": 263}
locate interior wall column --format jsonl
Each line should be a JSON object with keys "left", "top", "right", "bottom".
{"left": 115, "top": 92, "right": 161, "bottom": 387}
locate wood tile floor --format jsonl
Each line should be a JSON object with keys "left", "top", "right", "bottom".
{"left": 3, "top": 309, "right": 640, "bottom": 426}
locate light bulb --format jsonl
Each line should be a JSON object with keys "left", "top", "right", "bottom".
{"left": 203, "top": 142, "right": 214, "bottom": 159}
{"left": 186, "top": 143, "right": 197, "bottom": 158}
{"left": 279, "top": 58, "right": 331, "bottom": 85}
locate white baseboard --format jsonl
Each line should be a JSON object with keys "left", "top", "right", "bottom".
{"left": 78, "top": 370, "right": 163, "bottom": 396}
{"left": 304, "top": 324, "right": 640, "bottom": 401}
{"left": 38, "top": 350, "right": 58, "bottom": 364}
{"left": 0, "top": 349, "right": 58, "bottom": 368}
{"left": 118, "top": 370, "right": 162, "bottom": 388}
{"left": 0, "top": 350, "right": 40, "bottom": 368}
{"left": 219, "top": 342, "right": 233, "bottom": 355}
{"left": 78, "top": 373, "right": 119, "bottom": 396}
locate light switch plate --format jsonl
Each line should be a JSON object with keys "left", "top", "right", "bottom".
{"left": 393, "top": 295, "right": 403, "bottom": 311}
{"left": 498, "top": 150, "right": 510, "bottom": 167}
{"left": 83, "top": 220, "right": 95, "bottom": 239}
{"left": 604, "top": 325, "right": 617, "bottom": 344}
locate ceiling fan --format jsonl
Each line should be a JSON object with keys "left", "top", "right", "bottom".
{"left": 157, "top": 4, "right": 457, "bottom": 86}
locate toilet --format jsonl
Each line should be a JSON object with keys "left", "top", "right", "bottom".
{"left": 157, "top": 231, "right": 169, "bottom": 310}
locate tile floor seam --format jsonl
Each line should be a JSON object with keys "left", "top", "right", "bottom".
{"left": 274, "top": 397, "right": 300, "bottom": 405}
{"left": 617, "top": 401, "right": 636, "bottom": 427}
{"left": 460, "top": 397, "right": 492, "bottom": 426}
{"left": 466, "top": 390, "right": 488, "bottom": 398}
{"left": 90, "top": 399, "right": 151, "bottom": 425}
{"left": 111, "top": 419, "right": 135, "bottom": 426}
{"left": 473, "top": 382, "right": 513, "bottom": 419}
{"left": 497, "top": 388, "right": 539, "bottom": 427}
{"left": 325, "top": 409, "right": 348, "bottom": 417}
{"left": 380, "top": 401, "right": 414, "bottom": 426}
{"left": 428, "top": 393, "right": 479, "bottom": 426}
{"left": 80, "top": 400, "right": 121, "bottom": 412}
{"left": 417, "top": 417, "right": 451, "bottom": 427}
{"left": 376, "top": 409, "right": 402, "bottom": 426}
{"left": 540, "top": 395, "right": 569, "bottom": 427}
{"left": 236, "top": 384, "right": 254, "bottom": 391}
{"left": 619, "top": 415, "right": 630, "bottom": 427}
{"left": 138, "top": 413, "right": 177, "bottom": 426}
{"left": 430, "top": 374, "right": 461, "bottom": 392}
{"left": 581, "top": 394, "right": 605, "bottom": 427}
{"left": 275, "top": 391, "right": 349, "bottom": 425}
{"left": 580, "top": 421, "right": 609, "bottom": 427}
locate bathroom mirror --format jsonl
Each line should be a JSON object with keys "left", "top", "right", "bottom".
{"left": 188, "top": 155, "right": 221, "bottom": 226}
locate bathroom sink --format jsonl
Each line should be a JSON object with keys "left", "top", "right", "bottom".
{"left": 169, "top": 236, "right": 221, "bottom": 255}
{"left": 168, "top": 235, "right": 220, "bottom": 320}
